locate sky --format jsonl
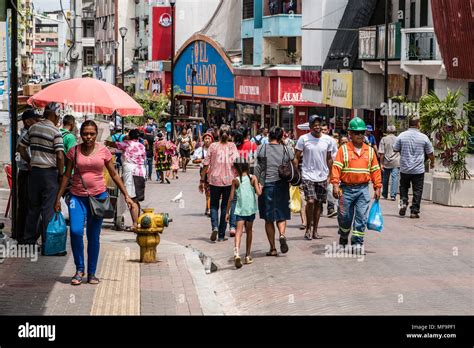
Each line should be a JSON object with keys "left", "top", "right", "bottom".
{"left": 33, "top": 0, "right": 69, "bottom": 12}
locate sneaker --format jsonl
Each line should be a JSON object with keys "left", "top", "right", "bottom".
{"left": 304, "top": 231, "right": 312, "bottom": 240}
{"left": 399, "top": 205, "right": 407, "bottom": 216}
{"left": 244, "top": 256, "right": 253, "bottom": 264}
{"left": 410, "top": 213, "right": 420, "bottom": 219}
{"left": 210, "top": 228, "right": 218, "bottom": 242}
{"left": 229, "top": 228, "right": 236, "bottom": 237}
{"left": 217, "top": 237, "right": 228, "bottom": 242}
{"left": 327, "top": 210, "right": 337, "bottom": 218}
{"left": 390, "top": 197, "right": 397, "bottom": 201}
{"left": 234, "top": 255, "right": 242, "bottom": 269}
{"left": 352, "top": 244, "right": 366, "bottom": 255}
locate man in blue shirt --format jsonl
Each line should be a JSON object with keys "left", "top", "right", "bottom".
{"left": 365, "top": 125, "right": 378, "bottom": 153}
{"left": 165, "top": 120, "right": 172, "bottom": 141}
{"left": 393, "top": 118, "right": 435, "bottom": 218}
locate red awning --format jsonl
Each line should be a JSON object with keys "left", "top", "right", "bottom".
{"left": 431, "top": 0, "right": 474, "bottom": 80}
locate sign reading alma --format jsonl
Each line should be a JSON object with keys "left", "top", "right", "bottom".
{"left": 174, "top": 39, "right": 234, "bottom": 99}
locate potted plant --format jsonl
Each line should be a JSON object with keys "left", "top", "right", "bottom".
{"left": 419, "top": 89, "right": 474, "bottom": 206}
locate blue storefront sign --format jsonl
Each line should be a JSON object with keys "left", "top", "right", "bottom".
{"left": 174, "top": 39, "right": 234, "bottom": 100}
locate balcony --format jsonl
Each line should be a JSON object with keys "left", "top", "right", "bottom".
{"left": 400, "top": 27, "right": 446, "bottom": 79}
{"left": 262, "top": 14, "right": 301, "bottom": 37}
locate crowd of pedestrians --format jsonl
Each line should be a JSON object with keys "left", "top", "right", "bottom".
{"left": 13, "top": 103, "right": 435, "bottom": 278}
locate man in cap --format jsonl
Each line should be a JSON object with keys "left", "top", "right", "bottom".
{"left": 15, "top": 109, "right": 40, "bottom": 243}
{"left": 331, "top": 117, "right": 382, "bottom": 253}
{"left": 365, "top": 124, "right": 378, "bottom": 153}
{"left": 378, "top": 125, "right": 400, "bottom": 201}
{"left": 18, "top": 102, "right": 65, "bottom": 248}
{"left": 295, "top": 115, "right": 334, "bottom": 240}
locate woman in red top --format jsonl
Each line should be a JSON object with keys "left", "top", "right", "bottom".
{"left": 54, "top": 121, "right": 135, "bottom": 286}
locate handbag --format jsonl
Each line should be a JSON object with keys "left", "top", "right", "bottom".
{"left": 278, "top": 145, "right": 301, "bottom": 186}
{"left": 74, "top": 146, "right": 115, "bottom": 219}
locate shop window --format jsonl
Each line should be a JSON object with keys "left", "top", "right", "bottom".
{"left": 281, "top": 108, "right": 294, "bottom": 132}
{"left": 420, "top": 0, "right": 428, "bottom": 27}
{"left": 287, "top": 37, "right": 296, "bottom": 54}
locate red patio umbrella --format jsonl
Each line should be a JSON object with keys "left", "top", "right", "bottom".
{"left": 27, "top": 78, "right": 144, "bottom": 116}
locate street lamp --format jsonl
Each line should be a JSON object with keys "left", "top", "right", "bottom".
{"left": 47, "top": 52, "right": 52, "bottom": 81}
{"left": 119, "top": 27, "right": 128, "bottom": 90}
{"left": 187, "top": 64, "right": 197, "bottom": 117}
{"left": 170, "top": 0, "right": 176, "bottom": 140}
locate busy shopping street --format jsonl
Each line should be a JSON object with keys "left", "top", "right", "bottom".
{"left": 0, "top": 2, "right": 473, "bottom": 345}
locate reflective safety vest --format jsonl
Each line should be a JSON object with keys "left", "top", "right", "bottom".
{"left": 331, "top": 142, "right": 382, "bottom": 188}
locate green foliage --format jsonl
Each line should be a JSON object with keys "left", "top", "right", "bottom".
{"left": 419, "top": 89, "right": 474, "bottom": 180}
{"left": 128, "top": 92, "right": 170, "bottom": 127}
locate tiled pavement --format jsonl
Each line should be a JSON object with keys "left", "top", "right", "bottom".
{"left": 0, "top": 168, "right": 473, "bottom": 315}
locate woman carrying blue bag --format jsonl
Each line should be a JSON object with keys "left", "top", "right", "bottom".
{"left": 55, "top": 121, "right": 135, "bottom": 286}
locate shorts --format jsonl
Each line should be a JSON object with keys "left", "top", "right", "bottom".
{"left": 301, "top": 179, "right": 327, "bottom": 203}
{"left": 235, "top": 214, "right": 256, "bottom": 222}
{"left": 179, "top": 148, "right": 191, "bottom": 159}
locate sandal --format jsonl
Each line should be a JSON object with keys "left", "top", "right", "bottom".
{"left": 279, "top": 236, "right": 289, "bottom": 254}
{"left": 71, "top": 271, "right": 84, "bottom": 286}
{"left": 299, "top": 224, "right": 306, "bottom": 230}
{"left": 266, "top": 249, "right": 278, "bottom": 256}
{"left": 87, "top": 274, "right": 100, "bottom": 285}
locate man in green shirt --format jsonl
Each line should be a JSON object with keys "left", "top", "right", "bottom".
{"left": 60, "top": 115, "right": 77, "bottom": 154}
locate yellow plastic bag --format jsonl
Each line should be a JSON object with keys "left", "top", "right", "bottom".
{"left": 289, "top": 186, "right": 302, "bottom": 213}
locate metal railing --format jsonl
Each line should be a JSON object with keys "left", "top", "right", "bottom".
{"left": 402, "top": 28, "right": 441, "bottom": 61}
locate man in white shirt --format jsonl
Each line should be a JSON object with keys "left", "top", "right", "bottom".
{"left": 295, "top": 115, "right": 334, "bottom": 240}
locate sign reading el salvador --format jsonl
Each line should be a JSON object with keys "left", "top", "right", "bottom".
{"left": 174, "top": 37, "right": 234, "bottom": 100}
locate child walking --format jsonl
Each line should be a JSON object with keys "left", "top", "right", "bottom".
{"left": 226, "top": 159, "right": 262, "bottom": 269}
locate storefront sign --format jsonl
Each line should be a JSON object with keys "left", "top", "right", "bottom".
{"left": 322, "top": 71, "right": 353, "bottom": 109}
{"left": 301, "top": 66, "right": 321, "bottom": 90}
{"left": 174, "top": 38, "right": 234, "bottom": 99}
{"left": 151, "top": 7, "right": 172, "bottom": 61}
{"left": 359, "top": 27, "right": 377, "bottom": 59}
{"left": 235, "top": 76, "right": 270, "bottom": 103}
{"left": 145, "top": 61, "right": 163, "bottom": 72}
{"left": 278, "top": 77, "right": 316, "bottom": 106}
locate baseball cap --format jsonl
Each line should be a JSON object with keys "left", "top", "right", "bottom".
{"left": 21, "top": 109, "right": 38, "bottom": 121}
{"left": 309, "top": 114, "right": 322, "bottom": 124}
{"left": 366, "top": 125, "right": 374, "bottom": 132}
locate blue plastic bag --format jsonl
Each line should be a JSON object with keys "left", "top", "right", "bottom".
{"left": 44, "top": 212, "right": 67, "bottom": 255}
{"left": 367, "top": 200, "right": 384, "bottom": 232}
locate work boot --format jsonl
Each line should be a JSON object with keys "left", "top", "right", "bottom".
{"left": 339, "top": 236, "right": 348, "bottom": 247}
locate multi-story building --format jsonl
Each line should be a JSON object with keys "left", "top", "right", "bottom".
{"left": 94, "top": 0, "right": 135, "bottom": 85}
{"left": 82, "top": 0, "right": 95, "bottom": 72}
{"left": 235, "top": 0, "right": 321, "bottom": 136}
{"left": 302, "top": 0, "right": 473, "bottom": 137}
{"left": 34, "top": 11, "right": 68, "bottom": 81}
{"left": 18, "top": 0, "right": 35, "bottom": 84}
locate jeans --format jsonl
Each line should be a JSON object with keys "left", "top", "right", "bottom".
{"left": 23, "top": 168, "right": 59, "bottom": 245}
{"left": 146, "top": 157, "right": 153, "bottom": 180}
{"left": 69, "top": 192, "right": 106, "bottom": 274}
{"left": 229, "top": 197, "right": 237, "bottom": 230}
{"left": 210, "top": 185, "right": 232, "bottom": 239}
{"left": 400, "top": 173, "right": 424, "bottom": 214}
{"left": 337, "top": 184, "right": 371, "bottom": 245}
{"left": 382, "top": 167, "right": 399, "bottom": 199}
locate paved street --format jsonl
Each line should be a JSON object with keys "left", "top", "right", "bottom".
{"left": 0, "top": 169, "right": 472, "bottom": 315}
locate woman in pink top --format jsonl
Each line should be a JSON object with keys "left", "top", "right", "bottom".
{"left": 55, "top": 121, "right": 135, "bottom": 286}
{"left": 199, "top": 125, "right": 239, "bottom": 242}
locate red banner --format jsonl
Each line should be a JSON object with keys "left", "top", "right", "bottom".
{"left": 152, "top": 7, "right": 172, "bottom": 61}
{"left": 278, "top": 77, "right": 317, "bottom": 106}
{"left": 234, "top": 76, "right": 270, "bottom": 103}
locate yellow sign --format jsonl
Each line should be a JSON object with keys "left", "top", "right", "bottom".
{"left": 322, "top": 71, "right": 353, "bottom": 109}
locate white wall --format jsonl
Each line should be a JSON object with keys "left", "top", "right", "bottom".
{"left": 434, "top": 79, "right": 470, "bottom": 104}
{"left": 302, "top": 0, "right": 348, "bottom": 103}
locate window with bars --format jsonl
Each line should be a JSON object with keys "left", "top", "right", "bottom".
{"left": 243, "top": 38, "right": 254, "bottom": 65}
{"left": 243, "top": 0, "right": 254, "bottom": 19}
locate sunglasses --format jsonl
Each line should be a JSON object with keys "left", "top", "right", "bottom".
{"left": 352, "top": 131, "right": 365, "bottom": 135}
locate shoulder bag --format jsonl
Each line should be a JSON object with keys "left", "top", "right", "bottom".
{"left": 278, "top": 145, "right": 301, "bottom": 186}
{"left": 74, "top": 146, "right": 115, "bottom": 219}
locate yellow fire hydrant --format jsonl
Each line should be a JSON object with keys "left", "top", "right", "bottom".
{"left": 133, "top": 208, "right": 172, "bottom": 263}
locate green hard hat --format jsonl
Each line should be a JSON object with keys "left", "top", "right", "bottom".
{"left": 348, "top": 117, "right": 367, "bottom": 131}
